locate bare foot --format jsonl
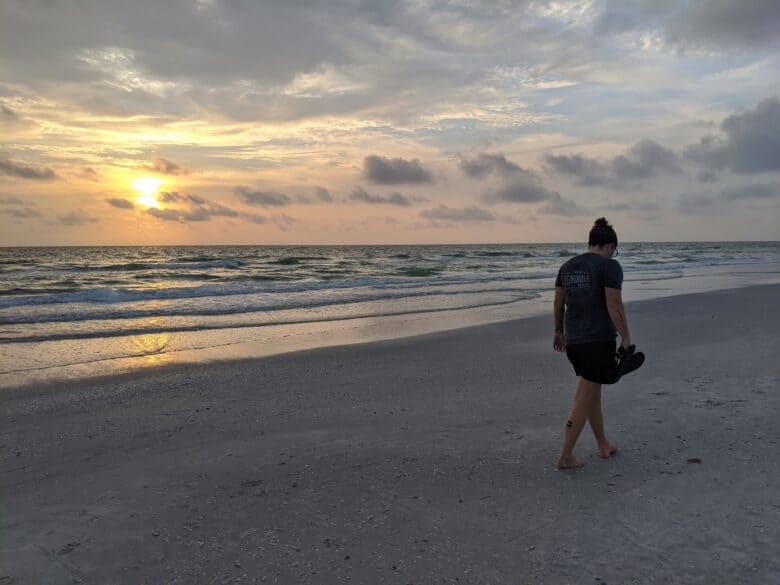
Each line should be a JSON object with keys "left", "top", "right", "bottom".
{"left": 556, "top": 455, "right": 584, "bottom": 469}
{"left": 599, "top": 442, "right": 618, "bottom": 459}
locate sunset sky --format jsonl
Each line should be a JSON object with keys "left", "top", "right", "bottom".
{"left": 1, "top": 0, "right": 778, "bottom": 245}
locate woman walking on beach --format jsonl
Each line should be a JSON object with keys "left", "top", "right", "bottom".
{"left": 553, "top": 218, "right": 641, "bottom": 469}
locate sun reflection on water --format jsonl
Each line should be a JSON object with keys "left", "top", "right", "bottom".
{"left": 122, "top": 331, "right": 175, "bottom": 366}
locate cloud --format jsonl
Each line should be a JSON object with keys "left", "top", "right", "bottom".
{"left": 720, "top": 183, "right": 778, "bottom": 200}
{"left": 349, "top": 186, "right": 412, "bottom": 206}
{"left": 146, "top": 156, "right": 187, "bottom": 175}
{"left": 363, "top": 155, "right": 433, "bottom": 185}
{"left": 138, "top": 191, "right": 287, "bottom": 225}
{"left": 685, "top": 97, "right": 780, "bottom": 173}
{"left": 313, "top": 186, "right": 333, "bottom": 202}
{"left": 0, "top": 158, "right": 56, "bottom": 180}
{"left": 697, "top": 170, "right": 718, "bottom": 183}
{"left": 488, "top": 173, "right": 560, "bottom": 204}
{"left": 666, "top": 0, "right": 780, "bottom": 49}
{"left": 146, "top": 207, "right": 182, "bottom": 221}
{"left": 81, "top": 167, "right": 100, "bottom": 181}
{"left": 147, "top": 193, "right": 240, "bottom": 222}
{"left": 0, "top": 104, "right": 34, "bottom": 132}
{"left": 273, "top": 213, "right": 298, "bottom": 227}
{"left": 457, "top": 153, "right": 522, "bottom": 178}
{"left": 611, "top": 139, "right": 681, "bottom": 182}
{"left": 240, "top": 212, "right": 268, "bottom": 224}
{"left": 0, "top": 105, "right": 21, "bottom": 126}
{"left": 420, "top": 204, "right": 495, "bottom": 222}
{"left": 679, "top": 181, "right": 778, "bottom": 214}
{"left": 233, "top": 185, "right": 291, "bottom": 207}
{"left": 0, "top": 207, "right": 41, "bottom": 219}
{"left": 0, "top": 195, "right": 25, "bottom": 205}
{"left": 106, "top": 197, "right": 135, "bottom": 209}
{"left": 57, "top": 209, "right": 98, "bottom": 225}
{"left": 538, "top": 193, "right": 588, "bottom": 217}
{"left": 543, "top": 139, "right": 681, "bottom": 187}
{"left": 292, "top": 186, "right": 336, "bottom": 205}
{"left": 594, "top": 0, "right": 780, "bottom": 49}
{"left": 542, "top": 153, "right": 609, "bottom": 186}
{"left": 1, "top": 105, "right": 18, "bottom": 120}
{"left": 158, "top": 191, "right": 183, "bottom": 203}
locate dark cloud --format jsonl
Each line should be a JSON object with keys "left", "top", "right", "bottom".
{"left": 57, "top": 209, "right": 98, "bottom": 226}
{"left": 595, "top": 0, "right": 780, "bottom": 49}
{"left": 1, "top": 105, "right": 19, "bottom": 123}
{"left": 0, "top": 158, "right": 56, "bottom": 180}
{"left": 538, "top": 193, "right": 588, "bottom": 217}
{"left": 178, "top": 204, "right": 237, "bottom": 221}
{"left": 273, "top": 213, "right": 298, "bottom": 226}
{"left": 488, "top": 175, "right": 559, "bottom": 204}
{"left": 81, "top": 167, "right": 100, "bottom": 181}
{"left": 543, "top": 139, "right": 681, "bottom": 187}
{"left": 313, "top": 186, "right": 333, "bottom": 203}
{"left": 0, "top": 207, "right": 41, "bottom": 219}
{"left": 146, "top": 207, "right": 182, "bottom": 221}
{"left": 150, "top": 191, "right": 240, "bottom": 219}
{"left": 458, "top": 153, "right": 522, "bottom": 179}
{"left": 147, "top": 156, "right": 187, "bottom": 175}
{"left": 240, "top": 212, "right": 269, "bottom": 224}
{"left": 679, "top": 181, "right": 778, "bottom": 214}
{"left": 612, "top": 139, "right": 681, "bottom": 182}
{"left": 233, "top": 185, "right": 291, "bottom": 207}
{"left": 720, "top": 183, "right": 778, "bottom": 200}
{"left": 106, "top": 197, "right": 135, "bottom": 209}
{"left": 685, "top": 97, "right": 780, "bottom": 173}
{"left": 148, "top": 206, "right": 224, "bottom": 222}
{"left": 141, "top": 192, "right": 276, "bottom": 223}
{"left": 420, "top": 205, "right": 495, "bottom": 222}
{"left": 0, "top": 195, "right": 25, "bottom": 205}
{"left": 542, "top": 153, "right": 609, "bottom": 186}
{"left": 363, "top": 155, "right": 433, "bottom": 185}
{"left": 667, "top": 0, "right": 780, "bottom": 49}
{"left": 350, "top": 186, "right": 412, "bottom": 206}
{"left": 697, "top": 170, "right": 718, "bottom": 183}
{"left": 292, "top": 186, "right": 335, "bottom": 205}
{"left": 158, "top": 191, "right": 183, "bottom": 203}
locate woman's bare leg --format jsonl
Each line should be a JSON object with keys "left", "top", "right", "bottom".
{"left": 587, "top": 385, "right": 617, "bottom": 458}
{"left": 557, "top": 376, "right": 599, "bottom": 469}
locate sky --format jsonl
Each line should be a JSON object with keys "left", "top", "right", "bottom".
{"left": 1, "top": 0, "right": 779, "bottom": 245}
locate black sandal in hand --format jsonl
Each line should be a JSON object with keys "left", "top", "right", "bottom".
{"left": 614, "top": 344, "right": 645, "bottom": 380}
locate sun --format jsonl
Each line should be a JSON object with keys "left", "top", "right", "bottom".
{"left": 131, "top": 176, "right": 164, "bottom": 207}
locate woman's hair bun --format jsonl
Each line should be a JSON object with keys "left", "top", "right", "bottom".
{"left": 588, "top": 217, "right": 617, "bottom": 246}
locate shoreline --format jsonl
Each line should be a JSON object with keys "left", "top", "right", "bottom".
{"left": 2, "top": 284, "right": 778, "bottom": 583}
{"left": 2, "top": 262, "right": 779, "bottom": 391}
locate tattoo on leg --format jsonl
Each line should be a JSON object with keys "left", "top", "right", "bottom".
{"left": 566, "top": 420, "right": 573, "bottom": 428}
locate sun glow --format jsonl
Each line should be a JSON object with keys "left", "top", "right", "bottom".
{"left": 132, "top": 176, "right": 164, "bottom": 207}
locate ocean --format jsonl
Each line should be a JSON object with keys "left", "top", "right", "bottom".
{"left": 2, "top": 242, "right": 779, "bottom": 386}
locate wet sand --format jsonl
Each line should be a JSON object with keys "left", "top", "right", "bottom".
{"left": 1, "top": 284, "right": 778, "bottom": 584}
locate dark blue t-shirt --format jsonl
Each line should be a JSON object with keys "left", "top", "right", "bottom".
{"left": 555, "top": 252, "right": 623, "bottom": 345}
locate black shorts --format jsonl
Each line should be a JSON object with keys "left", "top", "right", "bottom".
{"left": 566, "top": 339, "right": 618, "bottom": 384}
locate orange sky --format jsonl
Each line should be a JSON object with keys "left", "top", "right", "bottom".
{"left": 1, "top": 2, "right": 779, "bottom": 245}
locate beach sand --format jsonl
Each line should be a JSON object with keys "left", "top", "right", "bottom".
{"left": 1, "top": 284, "right": 778, "bottom": 584}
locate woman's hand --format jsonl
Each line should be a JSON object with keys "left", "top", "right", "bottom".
{"left": 553, "top": 333, "right": 566, "bottom": 352}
